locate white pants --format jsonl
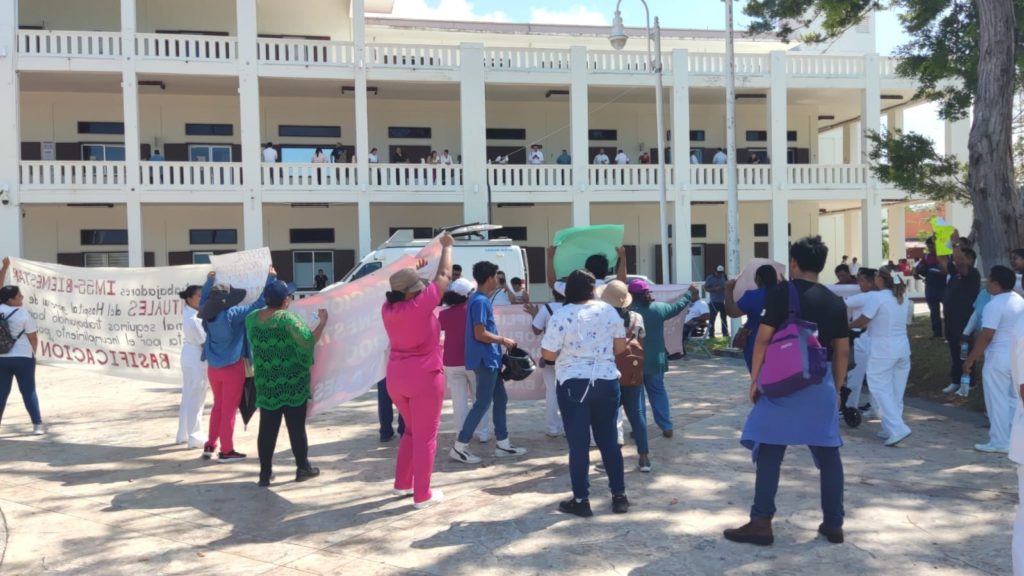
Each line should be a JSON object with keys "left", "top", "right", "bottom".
{"left": 176, "top": 356, "right": 209, "bottom": 447}
{"left": 541, "top": 365, "right": 562, "bottom": 434}
{"left": 847, "top": 336, "right": 872, "bottom": 409}
{"left": 445, "top": 365, "right": 490, "bottom": 440}
{"left": 1015, "top": 465, "right": 1024, "bottom": 576}
{"left": 866, "top": 354, "right": 911, "bottom": 439}
{"left": 982, "top": 351, "right": 1017, "bottom": 448}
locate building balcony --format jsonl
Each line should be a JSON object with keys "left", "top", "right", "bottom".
{"left": 15, "top": 30, "right": 907, "bottom": 83}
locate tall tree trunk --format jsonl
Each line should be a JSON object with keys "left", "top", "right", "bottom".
{"left": 969, "top": 0, "right": 1024, "bottom": 268}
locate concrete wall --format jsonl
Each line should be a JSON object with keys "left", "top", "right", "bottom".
{"left": 19, "top": 0, "right": 120, "bottom": 32}
{"left": 22, "top": 204, "right": 128, "bottom": 261}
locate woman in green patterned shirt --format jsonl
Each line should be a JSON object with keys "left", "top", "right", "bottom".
{"left": 245, "top": 280, "right": 328, "bottom": 487}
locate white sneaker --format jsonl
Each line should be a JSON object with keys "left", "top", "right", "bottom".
{"left": 413, "top": 489, "right": 444, "bottom": 510}
{"left": 392, "top": 488, "right": 414, "bottom": 497}
{"left": 956, "top": 384, "right": 971, "bottom": 397}
{"left": 495, "top": 440, "right": 527, "bottom": 458}
{"left": 617, "top": 433, "right": 625, "bottom": 446}
{"left": 885, "top": 430, "right": 911, "bottom": 447}
{"left": 942, "top": 383, "right": 959, "bottom": 394}
{"left": 32, "top": 424, "right": 46, "bottom": 435}
{"left": 974, "top": 443, "right": 1009, "bottom": 454}
{"left": 449, "top": 444, "right": 481, "bottom": 464}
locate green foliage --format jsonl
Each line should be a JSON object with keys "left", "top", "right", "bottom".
{"left": 867, "top": 129, "right": 969, "bottom": 202}
{"left": 745, "top": 0, "right": 884, "bottom": 43}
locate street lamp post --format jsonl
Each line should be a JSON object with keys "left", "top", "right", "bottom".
{"left": 724, "top": 0, "right": 740, "bottom": 283}
{"left": 609, "top": 1, "right": 670, "bottom": 283}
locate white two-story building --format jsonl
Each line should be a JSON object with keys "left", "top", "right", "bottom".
{"left": 0, "top": 0, "right": 971, "bottom": 291}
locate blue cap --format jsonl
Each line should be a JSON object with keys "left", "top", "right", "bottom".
{"left": 264, "top": 280, "right": 297, "bottom": 306}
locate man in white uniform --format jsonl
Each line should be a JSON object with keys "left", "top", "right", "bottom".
{"left": 1010, "top": 311, "right": 1024, "bottom": 576}
{"left": 963, "top": 265, "right": 1024, "bottom": 453}
{"left": 593, "top": 149, "right": 610, "bottom": 165}
{"left": 712, "top": 148, "right": 727, "bottom": 165}
{"left": 528, "top": 145, "right": 544, "bottom": 165}
{"left": 614, "top": 150, "right": 629, "bottom": 165}
{"left": 262, "top": 142, "right": 278, "bottom": 163}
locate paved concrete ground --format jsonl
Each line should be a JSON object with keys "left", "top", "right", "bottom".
{"left": 0, "top": 356, "right": 1016, "bottom": 575}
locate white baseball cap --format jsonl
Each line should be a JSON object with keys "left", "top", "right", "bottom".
{"left": 716, "top": 265, "right": 725, "bottom": 272}
{"left": 449, "top": 278, "right": 477, "bottom": 296}
{"left": 553, "top": 280, "right": 567, "bottom": 296}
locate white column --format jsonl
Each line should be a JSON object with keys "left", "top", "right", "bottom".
{"left": 886, "top": 108, "right": 904, "bottom": 133}
{"left": 861, "top": 53, "right": 883, "bottom": 266}
{"left": 237, "top": 0, "right": 263, "bottom": 250}
{"left": 768, "top": 51, "right": 789, "bottom": 263}
{"left": 352, "top": 0, "right": 371, "bottom": 256}
{"left": 842, "top": 123, "right": 857, "bottom": 164}
{"left": 944, "top": 116, "right": 973, "bottom": 234}
{"left": 671, "top": 49, "right": 691, "bottom": 282}
{"left": 0, "top": 0, "right": 21, "bottom": 259}
{"left": 570, "top": 45, "right": 589, "bottom": 226}
{"left": 459, "top": 43, "right": 488, "bottom": 225}
{"left": 121, "top": 0, "right": 143, "bottom": 266}
{"left": 887, "top": 204, "right": 906, "bottom": 261}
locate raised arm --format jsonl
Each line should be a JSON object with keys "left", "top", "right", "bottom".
{"left": 0, "top": 256, "right": 9, "bottom": 284}
{"left": 432, "top": 232, "right": 454, "bottom": 294}
{"left": 546, "top": 246, "right": 557, "bottom": 289}
{"left": 663, "top": 286, "right": 700, "bottom": 319}
{"left": 615, "top": 246, "right": 628, "bottom": 283}
{"left": 723, "top": 279, "right": 743, "bottom": 318}
{"left": 200, "top": 271, "right": 215, "bottom": 305}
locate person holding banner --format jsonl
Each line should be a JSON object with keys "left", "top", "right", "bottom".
{"left": 246, "top": 280, "right": 327, "bottom": 487}
{"left": 381, "top": 231, "right": 455, "bottom": 509}
{"left": 0, "top": 281, "right": 45, "bottom": 435}
{"left": 198, "top": 268, "right": 276, "bottom": 463}
{"left": 176, "top": 285, "right": 209, "bottom": 449}
{"left": 627, "top": 279, "right": 698, "bottom": 438}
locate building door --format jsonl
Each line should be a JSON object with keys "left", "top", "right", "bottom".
{"left": 690, "top": 244, "right": 705, "bottom": 283}
{"left": 704, "top": 243, "right": 726, "bottom": 279}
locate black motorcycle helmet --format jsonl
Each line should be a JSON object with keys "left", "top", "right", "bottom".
{"left": 501, "top": 346, "right": 536, "bottom": 381}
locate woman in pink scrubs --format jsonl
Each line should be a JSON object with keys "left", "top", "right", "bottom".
{"left": 381, "top": 231, "right": 454, "bottom": 509}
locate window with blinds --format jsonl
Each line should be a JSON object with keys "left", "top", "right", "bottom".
{"left": 84, "top": 252, "right": 129, "bottom": 268}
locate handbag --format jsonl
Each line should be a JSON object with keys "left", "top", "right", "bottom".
{"left": 615, "top": 314, "right": 645, "bottom": 388}
{"left": 756, "top": 282, "right": 828, "bottom": 398}
{"left": 732, "top": 327, "right": 751, "bottom": 351}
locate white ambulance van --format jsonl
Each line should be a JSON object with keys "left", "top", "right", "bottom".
{"left": 333, "top": 224, "right": 529, "bottom": 287}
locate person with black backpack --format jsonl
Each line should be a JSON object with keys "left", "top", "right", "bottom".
{"left": 0, "top": 279, "right": 45, "bottom": 435}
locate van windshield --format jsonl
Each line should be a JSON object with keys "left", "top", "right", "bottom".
{"left": 346, "top": 261, "right": 382, "bottom": 282}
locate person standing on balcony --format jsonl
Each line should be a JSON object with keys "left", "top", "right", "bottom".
{"left": 638, "top": 151, "right": 651, "bottom": 164}
{"left": 529, "top": 144, "right": 544, "bottom": 165}
{"left": 963, "top": 266, "right": 1024, "bottom": 454}
{"left": 392, "top": 147, "right": 408, "bottom": 164}
{"left": 614, "top": 150, "right": 629, "bottom": 165}
{"left": 704, "top": 265, "right": 730, "bottom": 339}
{"left": 312, "top": 148, "right": 327, "bottom": 164}
{"left": 314, "top": 269, "right": 328, "bottom": 291}
{"left": 330, "top": 144, "right": 344, "bottom": 163}
{"left": 439, "top": 149, "right": 453, "bottom": 165}
{"left": 149, "top": 150, "right": 164, "bottom": 161}
{"left": 262, "top": 143, "right": 278, "bottom": 163}
{"left": 713, "top": 148, "right": 727, "bottom": 165}
{"left": 556, "top": 150, "right": 571, "bottom": 165}
{"left": 593, "top": 149, "right": 610, "bottom": 165}
{"left": 690, "top": 151, "right": 701, "bottom": 164}
{"left": 368, "top": 148, "right": 379, "bottom": 163}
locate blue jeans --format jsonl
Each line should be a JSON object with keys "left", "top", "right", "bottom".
{"left": 642, "top": 371, "right": 672, "bottom": 431}
{"left": 751, "top": 443, "right": 845, "bottom": 528}
{"left": 377, "top": 380, "right": 405, "bottom": 439}
{"left": 0, "top": 357, "right": 42, "bottom": 425}
{"left": 620, "top": 384, "right": 649, "bottom": 455}
{"left": 558, "top": 378, "right": 625, "bottom": 499}
{"left": 458, "top": 367, "right": 508, "bottom": 443}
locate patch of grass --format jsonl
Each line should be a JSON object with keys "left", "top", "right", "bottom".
{"left": 906, "top": 312, "right": 986, "bottom": 413}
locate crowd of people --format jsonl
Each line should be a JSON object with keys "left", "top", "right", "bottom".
{"left": 2, "top": 230, "right": 1024, "bottom": 569}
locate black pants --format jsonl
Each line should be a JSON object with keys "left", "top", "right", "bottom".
{"left": 925, "top": 287, "right": 944, "bottom": 337}
{"left": 708, "top": 302, "right": 729, "bottom": 338}
{"left": 258, "top": 401, "right": 310, "bottom": 482}
{"left": 377, "top": 379, "right": 405, "bottom": 440}
{"left": 946, "top": 323, "right": 972, "bottom": 383}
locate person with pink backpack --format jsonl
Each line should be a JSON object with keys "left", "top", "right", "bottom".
{"left": 723, "top": 236, "right": 850, "bottom": 547}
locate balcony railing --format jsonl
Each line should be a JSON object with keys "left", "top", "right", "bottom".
{"left": 368, "top": 164, "right": 463, "bottom": 190}
{"left": 16, "top": 30, "right": 122, "bottom": 59}
{"left": 139, "top": 162, "right": 243, "bottom": 189}
{"left": 588, "top": 166, "right": 666, "bottom": 189}
{"left": 135, "top": 33, "right": 237, "bottom": 62}
{"left": 20, "top": 161, "right": 127, "bottom": 189}
{"left": 789, "top": 164, "right": 867, "bottom": 187}
{"left": 787, "top": 55, "right": 864, "bottom": 77}
{"left": 690, "top": 165, "right": 772, "bottom": 188}
{"left": 257, "top": 38, "right": 354, "bottom": 66}
{"left": 587, "top": 51, "right": 672, "bottom": 73}
{"left": 261, "top": 164, "right": 358, "bottom": 189}
{"left": 484, "top": 48, "right": 571, "bottom": 71}
{"left": 488, "top": 166, "right": 571, "bottom": 190}
{"left": 366, "top": 44, "right": 459, "bottom": 69}
{"left": 689, "top": 53, "right": 768, "bottom": 76}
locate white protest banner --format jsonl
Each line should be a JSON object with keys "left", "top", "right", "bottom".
{"left": 298, "top": 240, "right": 443, "bottom": 417}
{"left": 209, "top": 247, "right": 272, "bottom": 305}
{"left": 8, "top": 258, "right": 211, "bottom": 383}
{"left": 8, "top": 255, "right": 274, "bottom": 383}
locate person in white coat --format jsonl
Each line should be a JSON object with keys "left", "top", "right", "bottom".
{"left": 850, "top": 266, "right": 912, "bottom": 446}
{"left": 843, "top": 267, "right": 878, "bottom": 416}
{"left": 963, "top": 265, "right": 1024, "bottom": 453}
{"left": 526, "top": 280, "right": 566, "bottom": 437}
{"left": 176, "top": 285, "right": 209, "bottom": 448}
{"left": 1009, "top": 314, "right": 1024, "bottom": 576}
